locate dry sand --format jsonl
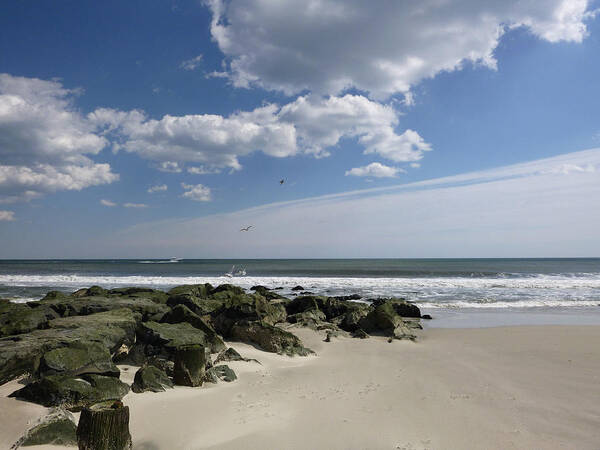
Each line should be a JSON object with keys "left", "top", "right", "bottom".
{"left": 1, "top": 325, "right": 599, "bottom": 449}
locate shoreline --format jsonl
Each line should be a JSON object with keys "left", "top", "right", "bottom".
{"left": 2, "top": 324, "right": 599, "bottom": 449}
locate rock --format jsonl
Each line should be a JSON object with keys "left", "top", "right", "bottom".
{"left": 147, "top": 357, "right": 174, "bottom": 377}
{"left": 351, "top": 329, "right": 369, "bottom": 339}
{"left": 39, "top": 341, "right": 120, "bottom": 378}
{"left": 324, "top": 331, "right": 332, "bottom": 342}
{"left": 205, "top": 365, "right": 237, "bottom": 383}
{"left": 168, "top": 283, "right": 213, "bottom": 299}
{"left": 371, "top": 298, "right": 421, "bottom": 318}
{"left": 131, "top": 365, "right": 173, "bottom": 393}
{"left": 0, "top": 302, "right": 59, "bottom": 337}
{"left": 12, "top": 408, "right": 77, "bottom": 448}
{"left": 160, "top": 304, "right": 226, "bottom": 352}
{"left": 39, "top": 293, "right": 168, "bottom": 321}
{"left": 10, "top": 374, "right": 129, "bottom": 411}
{"left": 77, "top": 401, "right": 132, "bottom": 450}
{"left": 0, "top": 309, "right": 139, "bottom": 385}
{"left": 338, "top": 303, "right": 371, "bottom": 332}
{"left": 213, "top": 293, "right": 287, "bottom": 335}
{"left": 287, "top": 309, "right": 327, "bottom": 329}
{"left": 166, "top": 294, "right": 224, "bottom": 316}
{"left": 138, "top": 321, "right": 223, "bottom": 356}
{"left": 291, "top": 285, "right": 305, "bottom": 291}
{"left": 230, "top": 321, "right": 313, "bottom": 356}
{"left": 285, "top": 295, "right": 326, "bottom": 316}
{"left": 173, "top": 344, "right": 206, "bottom": 387}
{"left": 333, "top": 294, "right": 362, "bottom": 301}
{"left": 214, "top": 347, "right": 244, "bottom": 363}
{"left": 250, "top": 285, "right": 288, "bottom": 301}
{"left": 422, "top": 314, "right": 433, "bottom": 320}
{"left": 108, "top": 287, "right": 168, "bottom": 304}
{"left": 209, "top": 284, "right": 246, "bottom": 298}
{"left": 72, "top": 286, "right": 109, "bottom": 298}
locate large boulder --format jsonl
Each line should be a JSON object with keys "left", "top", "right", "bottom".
{"left": 173, "top": 344, "right": 205, "bottom": 387}
{"left": 371, "top": 298, "right": 421, "bottom": 318}
{"left": 0, "top": 309, "right": 139, "bottom": 385}
{"left": 166, "top": 294, "right": 224, "bottom": 316}
{"left": 168, "top": 283, "right": 213, "bottom": 298}
{"left": 39, "top": 293, "right": 168, "bottom": 321}
{"left": 204, "top": 365, "right": 237, "bottom": 383}
{"left": 12, "top": 408, "right": 77, "bottom": 447}
{"left": 39, "top": 341, "right": 119, "bottom": 378}
{"left": 358, "top": 299, "right": 420, "bottom": 340}
{"left": 213, "top": 293, "right": 287, "bottom": 335}
{"left": 0, "top": 301, "right": 58, "bottom": 337}
{"left": 230, "top": 321, "right": 313, "bottom": 356}
{"left": 108, "top": 287, "right": 168, "bottom": 304}
{"left": 131, "top": 365, "right": 173, "bottom": 393}
{"left": 160, "top": 304, "right": 226, "bottom": 353}
{"left": 10, "top": 374, "right": 129, "bottom": 411}
{"left": 138, "top": 321, "right": 223, "bottom": 355}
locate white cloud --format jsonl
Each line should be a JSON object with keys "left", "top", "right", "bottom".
{"left": 123, "top": 203, "right": 148, "bottom": 208}
{"left": 188, "top": 166, "right": 221, "bottom": 175}
{"left": 0, "top": 74, "right": 118, "bottom": 202}
{"left": 148, "top": 184, "right": 168, "bottom": 193}
{"left": 94, "top": 94, "right": 429, "bottom": 170}
{"left": 181, "top": 183, "right": 211, "bottom": 201}
{"left": 205, "top": 0, "right": 592, "bottom": 99}
{"left": 0, "top": 210, "right": 15, "bottom": 221}
{"left": 345, "top": 162, "right": 403, "bottom": 178}
{"left": 109, "top": 148, "right": 600, "bottom": 257}
{"left": 100, "top": 199, "right": 117, "bottom": 207}
{"left": 180, "top": 55, "right": 203, "bottom": 71}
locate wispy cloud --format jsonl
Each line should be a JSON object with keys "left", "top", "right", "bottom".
{"left": 100, "top": 199, "right": 117, "bottom": 207}
{"left": 109, "top": 148, "right": 600, "bottom": 258}
{"left": 123, "top": 203, "right": 148, "bottom": 208}
{"left": 180, "top": 55, "right": 203, "bottom": 71}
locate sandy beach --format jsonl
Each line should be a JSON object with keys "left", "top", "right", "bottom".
{"left": 2, "top": 324, "right": 599, "bottom": 450}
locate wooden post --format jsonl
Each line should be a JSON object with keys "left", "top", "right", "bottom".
{"left": 173, "top": 344, "right": 206, "bottom": 387}
{"left": 77, "top": 401, "right": 132, "bottom": 450}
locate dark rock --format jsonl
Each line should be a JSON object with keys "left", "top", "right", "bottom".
{"left": 138, "top": 321, "right": 223, "bottom": 355}
{"left": 160, "top": 304, "right": 226, "bottom": 353}
{"left": 131, "top": 365, "right": 173, "bottom": 393}
{"left": 299, "top": 291, "right": 314, "bottom": 295}
{"left": 168, "top": 283, "right": 213, "bottom": 299}
{"left": 287, "top": 309, "right": 327, "bottom": 330}
{"left": 230, "top": 321, "right": 313, "bottom": 356}
{"left": 213, "top": 293, "right": 287, "bottom": 335}
{"left": 147, "top": 357, "right": 174, "bottom": 377}
{"left": 351, "top": 329, "right": 369, "bottom": 339}
{"left": 173, "top": 344, "right": 206, "bottom": 387}
{"left": 0, "top": 309, "right": 139, "bottom": 385}
{"left": 10, "top": 374, "right": 129, "bottom": 411}
{"left": 72, "top": 286, "right": 109, "bottom": 298}
{"left": 166, "top": 294, "right": 224, "bottom": 316}
{"left": 214, "top": 347, "right": 244, "bottom": 363}
{"left": 209, "top": 284, "right": 246, "bottom": 298}
{"left": 250, "top": 285, "right": 270, "bottom": 292}
{"left": 108, "top": 287, "right": 168, "bottom": 304}
{"left": 333, "top": 294, "right": 362, "bottom": 301}
{"left": 338, "top": 303, "right": 371, "bottom": 332}
{"left": 371, "top": 298, "right": 421, "bottom": 318}
{"left": 112, "top": 343, "right": 147, "bottom": 366}
{"left": 39, "top": 341, "right": 119, "bottom": 378}
{"left": 0, "top": 302, "right": 58, "bottom": 337}
{"left": 422, "top": 314, "right": 433, "bottom": 320}
{"left": 13, "top": 408, "right": 77, "bottom": 448}
{"left": 291, "top": 285, "right": 305, "bottom": 291}
{"left": 285, "top": 295, "right": 325, "bottom": 315}
{"left": 250, "top": 285, "right": 288, "bottom": 301}
{"left": 205, "top": 365, "right": 237, "bottom": 383}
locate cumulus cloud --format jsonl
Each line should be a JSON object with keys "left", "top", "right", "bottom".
{"left": 0, "top": 74, "right": 118, "bottom": 202}
{"left": 0, "top": 210, "right": 15, "bottom": 221}
{"left": 100, "top": 199, "right": 117, "bottom": 206}
{"left": 181, "top": 183, "right": 211, "bottom": 201}
{"left": 205, "top": 0, "right": 592, "bottom": 99}
{"left": 345, "top": 162, "right": 403, "bottom": 178}
{"left": 123, "top": 202, "right": 148, "bottom": 208}
{"left": 180, "top": 55, "right": 203, "bottom": 71}
{"left": 93, "top": 94, "right": 429, "bottom": 171}
{"left": 148, "top": 184, "right": 168, "bottom": 193}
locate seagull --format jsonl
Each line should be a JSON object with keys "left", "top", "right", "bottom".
{"left": 279, "top": 179, "right": 285, "bottom": 185}
{"left": 240, "top": 225, "right": 253, "bottom": 232}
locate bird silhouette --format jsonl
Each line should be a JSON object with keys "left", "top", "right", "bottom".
{"left": 240, "top": 225, "right": 253, "bottom": 232}
{"left": 279, "top": 179, "right": 285, "bottom": 185}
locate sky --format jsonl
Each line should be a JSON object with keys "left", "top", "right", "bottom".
{"left": 0, "top": 0, "right": 599, "bottom": 258}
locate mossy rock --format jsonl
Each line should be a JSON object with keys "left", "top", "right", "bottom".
{"left": 166, "top": 294, "right": 224, "bottom": 316}
{"left": 0, "top": 309, "right": 139, "bottom": 385}
{"left": 14, "top": 408, "right": 77, "bottom": 447}
{"left": 0, "top": 302, "right": 58, "bottom": 338}
{"left": 168, "top": 283, "right": 213, "bottom": 298}
{"left": 10, "top": 374, "right": 129, "bottom": 411}
{"left": 214, "top": 347, "right": 244, "bottom": 363}
{"left": 139, "top": 321, "right": 221, "bottom": 355}
{"left": 160, "top": 304, "right": 226, "bottom": 353}
{"left": 131, "top": 365, "right": 173, "bottom": 393}
{"left": 230, "top": 321, "right": 313, "bottom": 356}
{"left": 205, "top": 364, "right": 237, "bottom": 383}
{"left": 39, "top": 341, "right": 119, "bottom": 378}
{"left": 214, "top": 293, "right": 287, "bottom": 335}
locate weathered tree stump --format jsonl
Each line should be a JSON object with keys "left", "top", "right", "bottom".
{"left": 76, "top": 401, "right": 132, "bottom": 450}
{"left": 173, "top": 344, "right": 206, "bottom": 387}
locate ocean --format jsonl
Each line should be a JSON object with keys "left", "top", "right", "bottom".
{"left": 1, "top": 259, "right": 599, "bottom": 313}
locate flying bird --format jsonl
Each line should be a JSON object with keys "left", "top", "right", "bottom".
{"left": 240, "top": 225, "right": 253, "bottom": 232}
{"left": 279, "top": 179, "right": 285, "bottom": 185}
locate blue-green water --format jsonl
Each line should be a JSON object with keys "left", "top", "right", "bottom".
{"left": 1, "top": 258, "right": 599, "bottom": 310}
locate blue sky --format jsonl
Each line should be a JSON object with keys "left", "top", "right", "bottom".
{"left": 1, "top": 0, "right": 599, "bottom": 257}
